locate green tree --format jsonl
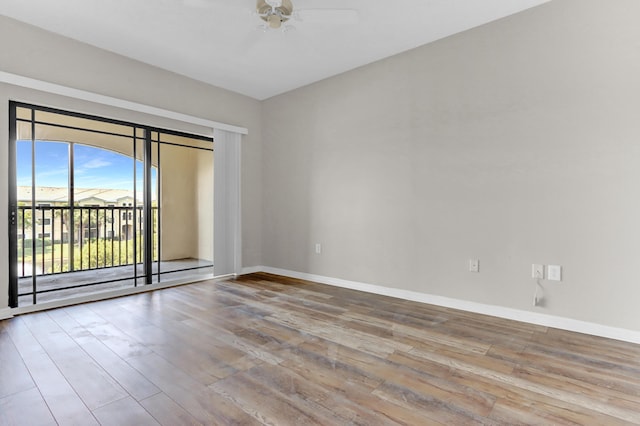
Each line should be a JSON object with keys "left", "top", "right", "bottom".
{"left": 74, "top": 237, "right": 132, "bottom": 271}
{"left": 50, "top": 236, "right": 139, "bottom": 273}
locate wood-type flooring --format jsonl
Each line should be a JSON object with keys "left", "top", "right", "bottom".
{"left": 1, "top": 272, "right": 640, "bottom": 425}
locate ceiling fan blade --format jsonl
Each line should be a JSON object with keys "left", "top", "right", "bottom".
{"left": 295, "top": 9, "right": 359, "bottom": 25}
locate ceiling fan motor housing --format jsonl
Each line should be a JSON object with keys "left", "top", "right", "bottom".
{"left": 257, "top": 0, "right": 293, "bottom": 28}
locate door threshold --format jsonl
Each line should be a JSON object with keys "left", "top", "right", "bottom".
{"left": 11, "top": 274, "right": 222, "bottom": 316}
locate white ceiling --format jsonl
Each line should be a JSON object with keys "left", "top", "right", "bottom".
{"left": 0, "top": 0, "right": 549, "bottom": 100}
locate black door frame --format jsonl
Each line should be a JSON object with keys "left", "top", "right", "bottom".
{"left": 8, "top": 102, "right": 18, "bottom": 307}
{"left": 7, "top": 101, "right": 213, "bottom": 307}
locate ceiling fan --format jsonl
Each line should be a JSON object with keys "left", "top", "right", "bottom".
{"left": 257, "top": 0, "right": 293, "bottom": 30}
{"left": 256, "top": 0, "right": 359, "bottom": 31}
{"left": 174, "top": 0, "right": 359, "bottom": 33}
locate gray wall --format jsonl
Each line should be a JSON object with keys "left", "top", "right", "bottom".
{"left": 0, "top": 16, "right": 263, "bottom": 311}
{"left": 261, "top": 0, "right": 640, "bottom": 331}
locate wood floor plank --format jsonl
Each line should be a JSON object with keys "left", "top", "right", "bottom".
{"left": 0, "top": 325, "right": 35, "bottom": 399}
{"left": 448, "top": 360, "right": 635, "bottom": 425}
{"left": 488, "top": 397, "right": 622, "bottom": 426}
{"left": 278, "top": 339, "right": 385, "bottom": 392}
{"left": 92, "top": 396, "right": 160, "bottom": 426}
{"left": 2, "top": 272, "right": 640, "bottom": 424}
{"left": 525, "top": 337, "right": 640, "bottom": 378}
{"left": 408, "top": 345, "right": 640, "bottom": 423}
{"left": 432, "top": 345, "right": 516, "bottom": 375}
{"left": 210, "top": 370, "right": 337, "bottom": 425}
{"left": 20, "top": 312, "right": 129, "bottom": 411}
{"left": 48, "top": 309, "right": 161, "bottom": 402}
{"left": 62, "top": 304, "right": 153, "bottom": 359}
{"left": 511, "top": 345, "right": 640, "bottom": 397}
{"left": 180, "top": 313, "right": 289, "bottom": 367}
{"left": 126, "top": 352, "right": 260, "bottom": 425}
{"left": 513, "top": 364, "right": 640, "bottom": 420}
{"left": 236, "top": 362, "right": 403, "bottom": 426}
{"left": 139, "top": 392, "right": 203, "bottom": 426}
{"left": 103, "top": 296, "right": 266, "bottom": 377}
{"left": 0, "top": 387, "right": 56, "bottom": 426}
{"left": 108, "top": 322, "right": 222, "bottom": 385}
{"left": 542, "top": 327, "right": 640, "bottom": 363}
{"left": 372, "top": 380, "right": 500, "bottom": 425}
{"left": 5, "top": 317, "right": 99, "bottom": 426}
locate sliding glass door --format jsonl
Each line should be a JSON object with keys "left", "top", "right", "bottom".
{"left": 8, "top": 102, "right": 214, "bottom": 307}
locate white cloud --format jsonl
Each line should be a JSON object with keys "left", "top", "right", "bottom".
{"left": 35, "top": 168, "right": 68, "bottom": 178}
{"left": 83, "top": 158, "right": 112, "bottom": 169}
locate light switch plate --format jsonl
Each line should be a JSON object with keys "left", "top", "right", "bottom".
{"left": 469, "top": 259, "right": 479, "bottom": 272}
{"left": 548, "top": 264, "right": 562, "bottom": 281}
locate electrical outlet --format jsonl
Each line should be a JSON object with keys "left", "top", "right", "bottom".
{"left": 469, "top": 259, "right": 479, "bottom": 272}
{"left": 315, "top": 243, "right": 322, "bottom": 254}
{"left": 532, "top": 264, "right": 544, "bottom": 279}
{"left": 547, "top": 264, "right": 562, "bottom": 281}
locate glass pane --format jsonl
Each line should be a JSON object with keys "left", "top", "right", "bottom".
{"left": 73, "top": 143, "right": 135, "bottom": 191}
{"left": 35, "top": 123, "right": 133, "bottom": 156}
{"left": 135, "top": 138, "right": 145, "bottom": 273}
{"left": 194, "top": 147, "right": 214, "bottom": 268}
{"left": 34, "top": 141, "right": 69, "bottom": 203}
{"left": 158, "top": 141, "right": 214, "bottom": 282}
{"left": 16, "top": 139, "right": 33, "bottom": 306}
{"left": 16, "top": 121, "right": 32, "bottom": 140}
{"left": 159, "top": 132, "right": 213, "bottom": 150}
{"left": 16, "top": 141, "right": 33, "bottom": 193}
{"left": 16, "top": 106, "right": 31, "bottom": 120}
{"left": 33, "top": 141, "right": 70, "bottom": 279}
{"left": 35, "top": 110, "right": 133, "bottom": 138}
{"left": 73, "top": 141, "right": 136, "bottom": 284}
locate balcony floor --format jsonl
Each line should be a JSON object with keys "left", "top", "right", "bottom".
{"left": 18, "top": 258, "right": 213, "bottom": 307}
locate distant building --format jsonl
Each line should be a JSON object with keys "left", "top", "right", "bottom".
{"left": 17, "top": 186, "right": 154, "bottom": 243}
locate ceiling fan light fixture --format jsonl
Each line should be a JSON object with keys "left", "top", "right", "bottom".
{"left": 257, "top": 0, "right": 292, "bottom": 30}
{"left": 268, "top": 14, "right": 282, "bottom": 29}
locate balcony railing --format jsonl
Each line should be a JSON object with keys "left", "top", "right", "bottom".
{"left": 17, "top": 205, "right": 158, "bottom": 278}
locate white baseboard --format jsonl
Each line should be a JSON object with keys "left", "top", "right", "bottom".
{"left": 240, "top": 266, "right": 263, "bottom": 275}
{"left": 0, "top": 308, "right": 14, "bottom": 320}
{"left": 241, "top": 266, "right": 640, "bottom": 345}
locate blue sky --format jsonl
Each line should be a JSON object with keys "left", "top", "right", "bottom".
{"left": 16, "top": 141, "right": 151, "bottom": 190}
